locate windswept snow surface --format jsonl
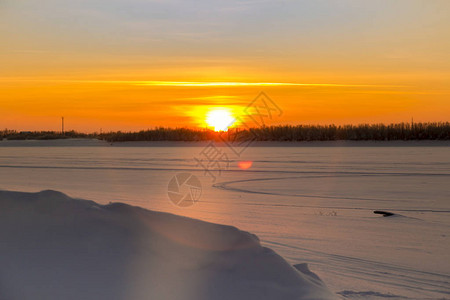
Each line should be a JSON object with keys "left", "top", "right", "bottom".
{"left": 1, "top": 141, "right": 449, "bottom": 299}
{"left": 0, "top": 189, "right": 335, "bottom": 300}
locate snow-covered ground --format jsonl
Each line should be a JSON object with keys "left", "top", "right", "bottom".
{"left": 0, "top": 189, "right": 334, "bottom": 300}
{"left": 1, "top": 140, "right": 449, "bottom": 299}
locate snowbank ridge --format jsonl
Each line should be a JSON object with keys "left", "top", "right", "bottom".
{"left": 0, "top": 190, "right": 335, "bottom": 300}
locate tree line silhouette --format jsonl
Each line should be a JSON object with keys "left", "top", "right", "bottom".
{"left": 0, "top": 130, "right": 95, "bottom": 140}
{"left": 1, "top": 122, "right": 449, "bottom": 142}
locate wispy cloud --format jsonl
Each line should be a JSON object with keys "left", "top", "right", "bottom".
{"left": 0, "top": 78, "right": 407, "bottom": 88}
{"left": 130, "top": 81, "right": 406, "bottom": 88}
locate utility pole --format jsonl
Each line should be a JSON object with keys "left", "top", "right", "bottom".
{"left": 62, "top": 117, "right": 65, "bottom": 135}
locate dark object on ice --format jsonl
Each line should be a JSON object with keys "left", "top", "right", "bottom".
{"left": 373, "top": 210, "right": 395, "bottom": 217}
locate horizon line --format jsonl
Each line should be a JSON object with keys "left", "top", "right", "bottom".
{"left": 3, "top": 120, "right": 449, "bottom": 134}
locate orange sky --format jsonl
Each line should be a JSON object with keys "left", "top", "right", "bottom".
{"left": 1, "top": 0, "right": 449, "bottom": 132}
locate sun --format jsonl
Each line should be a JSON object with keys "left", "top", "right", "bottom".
{"left": 206, "top": 109, "right": 235, "bottom": 131}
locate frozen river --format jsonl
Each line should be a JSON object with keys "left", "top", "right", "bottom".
{"left": 1, "top": 140, "right": 449, "bottom": 299}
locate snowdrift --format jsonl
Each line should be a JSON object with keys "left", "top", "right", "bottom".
{"left": 0, "top": 190, "right": 335, "bottom": 300}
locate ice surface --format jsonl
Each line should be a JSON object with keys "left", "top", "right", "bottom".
{"left": 0, "top": 189, "right": 335, "bottom": 300}
{"left": 1, "top": 141, "right": 449, "bottom": 299}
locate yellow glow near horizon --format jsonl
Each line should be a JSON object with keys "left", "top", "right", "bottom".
{"left": 206, "top": 109, "right": 235, "bottom": 131}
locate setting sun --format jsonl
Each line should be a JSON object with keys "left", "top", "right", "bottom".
{"left": 206, "top": 109, "right": 235, "bottom": 131}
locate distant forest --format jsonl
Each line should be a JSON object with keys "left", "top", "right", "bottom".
{"left": 1, "top": 122, "right": 449, "bottom": 142}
